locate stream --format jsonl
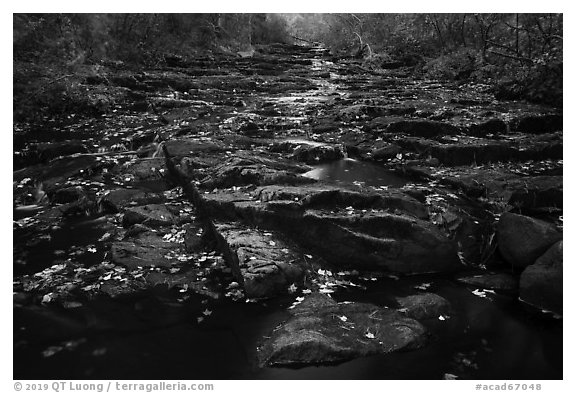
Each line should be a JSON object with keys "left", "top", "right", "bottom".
{"left": 13, "top": 42, "right": 563, "bottom": 380}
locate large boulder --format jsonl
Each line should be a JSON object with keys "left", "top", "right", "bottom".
{"left": 258, "top": 293, "right": 427, "bottom": 367}
{"left": 200, "top": 185, "right": 461, "bottom": 274}
{"left": 497, "top": 213, "right": 562, "bottom": 268}
{"left": 519, "top": 241, "right": 563, "bottom": 315}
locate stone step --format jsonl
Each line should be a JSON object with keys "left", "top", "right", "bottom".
{"left": 209, "top": 222, "right": 304, "bottom": 299}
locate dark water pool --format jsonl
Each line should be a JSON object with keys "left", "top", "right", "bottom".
{"left": 13, "top": 276, "right": 562, "bottom": 380}
{"left": 303, "top": 159, "right": 413, "bottom": 188}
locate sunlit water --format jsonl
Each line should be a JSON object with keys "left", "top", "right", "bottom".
{"left": 303, "top": 158, "right": 413, "bottom": 188}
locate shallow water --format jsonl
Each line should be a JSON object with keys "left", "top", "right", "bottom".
{"left": 13, "top": 276, "right": 562, "bottom": 380}
{"left": 303, "top": 158, "right": 413, "bottom": 188}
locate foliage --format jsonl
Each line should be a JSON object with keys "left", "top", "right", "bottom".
{"left": 14, "top": 13, "right": 291, "bottom": 65}
{"left": 281, "top": 13, "right": 562, "bottom": 106}
{"left": 13, "top": 13, "right": 562, "bottom": 116}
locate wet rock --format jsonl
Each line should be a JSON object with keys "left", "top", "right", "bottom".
{"left": 508, "top": 176, "right": 563, "bottom": 210}
{"left": 467, "top": 119, "right": 507, "bottom": 137}
{"left": 200, "top": 186, "right": 459, "bottom": 274}
{"left": 99, "top": 189, "right": 165, "bottom": 212}
{"left": 259, "top": 293, "right": 427, "bottom": 366}
{"left": 396, "top": 293, "right": 453, "bottom": 320}
{"left": 371, "top": 143, "right": 402, "bottom": 161}
{"left": 385, "top": 120, "right": 460, "bottom": 138}
{"left": 511, "top": 114, "right": 562, "bottom": 134}
{"left": 162, "top": 139, "right": 226, "bottom": 159}
{"left": 338, "top": 104, "right": 384, "bottom": 120}
{"left": 122, "top": 204, "right": 177, "bottom": 228}
{"left": 145, "top": 270, "right": 221, "bottom": 300}
{"left": 238, "top": 121, "right": 262, "bottom": 136}
{"left": 59, "top": 194, "right": 98, "bottom": 217}
{"left": 211, "top": 222, "right": 304, "bottom": 298}
{"left": 384, "top": 105, "right": 417, "bottom": 116}
{"left": 497, "top": 213, "right": 562, "bottom": 268}
{"left": 294, "top": 210, "right": 460, "bottom": 274}
{"left": 311, "top": 119, "right": 341, "bottom": 134}
{"left": 199, "top": 157, "right": 315, "bottom": 189}
{"left": 519, "top": 241, "right": 562, "bottom": 315}
{"left": 51, "top": 186, "right": 87, "bottom": 204}
{"left": 403, "top": 138, "right": 516, "bottom": 166}
{"left": 255, "top": 185, "right": 429, "bottom": 219}
{"left": 290, "top": 144, "right": 345, "bottom": 164}
{"left": 33, "top": 141, "right": 88, "bottom": 162}
{"left": 13, "top": 155, "right": 100, "bottom": 191}
{"left": 398, "top": 136, "right": 561, "bottom": 166}
{"left": 111, "top": 75, "right": 147, "bottom": 90}
{"left": 118, "top": 158, "right": 166, "bottom": 182}
{"left": 184, "top": 223, "right": 205, "bottom": 252}
{"left": 429, "top": 167, "right": 562, "bottom": 208}
{"left": 124, "top": 223, "right": 154, "bottom": 238}
{"left": 110, "top": 232, "right": 181, "bottom": 270}
{"left": 456, "top": 272, "right": 518, "bottom": 292}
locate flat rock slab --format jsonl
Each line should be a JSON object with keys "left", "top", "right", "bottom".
{"left": 33, "top": 140, "right": 88, "bottom": 161}
{"left": 259, "top": 293, "right": 427, "bottom": 367}
{"left": 122, "top": 204, "right": 178, "bottom": 228}
{"left": 200, "top": 185, "right": 459, "bottom": 274}
{"left": 254, "top": 184, "right": 429, "bottom": 219}
{"left": 396, "top": 292, "right": 453, "bottom": 320}
{"left": 13, "top": 155, "right": 100, "bottom": 190}
{"left": 100, "top": 188, "right": 165, "bottom": 212}
{"left": 200, "top": 158, "right": 315, "bottom": 189}
{"left": 110, "top": 232, "right": 181, "bottom": 270}
{"left": 163, "top": 139, "right": 226, "bottom": 158}
{"left": 398, "top": 134, "right": 562, "bottom": 166}
{"left": 118, "top": 158, "right": 166, "bottom": 182}
{"left": 211, "top": 222, "right": 303, "bottom": 298}
{"left": 433, "top": 168, "right": 562, "bottom": 208}
{"left": 270, "top": 141, "right": 345, "bottom": 164}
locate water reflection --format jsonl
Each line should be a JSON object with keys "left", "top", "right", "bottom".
{"left": 303, "top": 158, "right": 411, "bottom": 188}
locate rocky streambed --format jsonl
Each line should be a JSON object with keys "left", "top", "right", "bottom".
{"left": 13, "top": 43, "right": 562, "bottom": 379}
